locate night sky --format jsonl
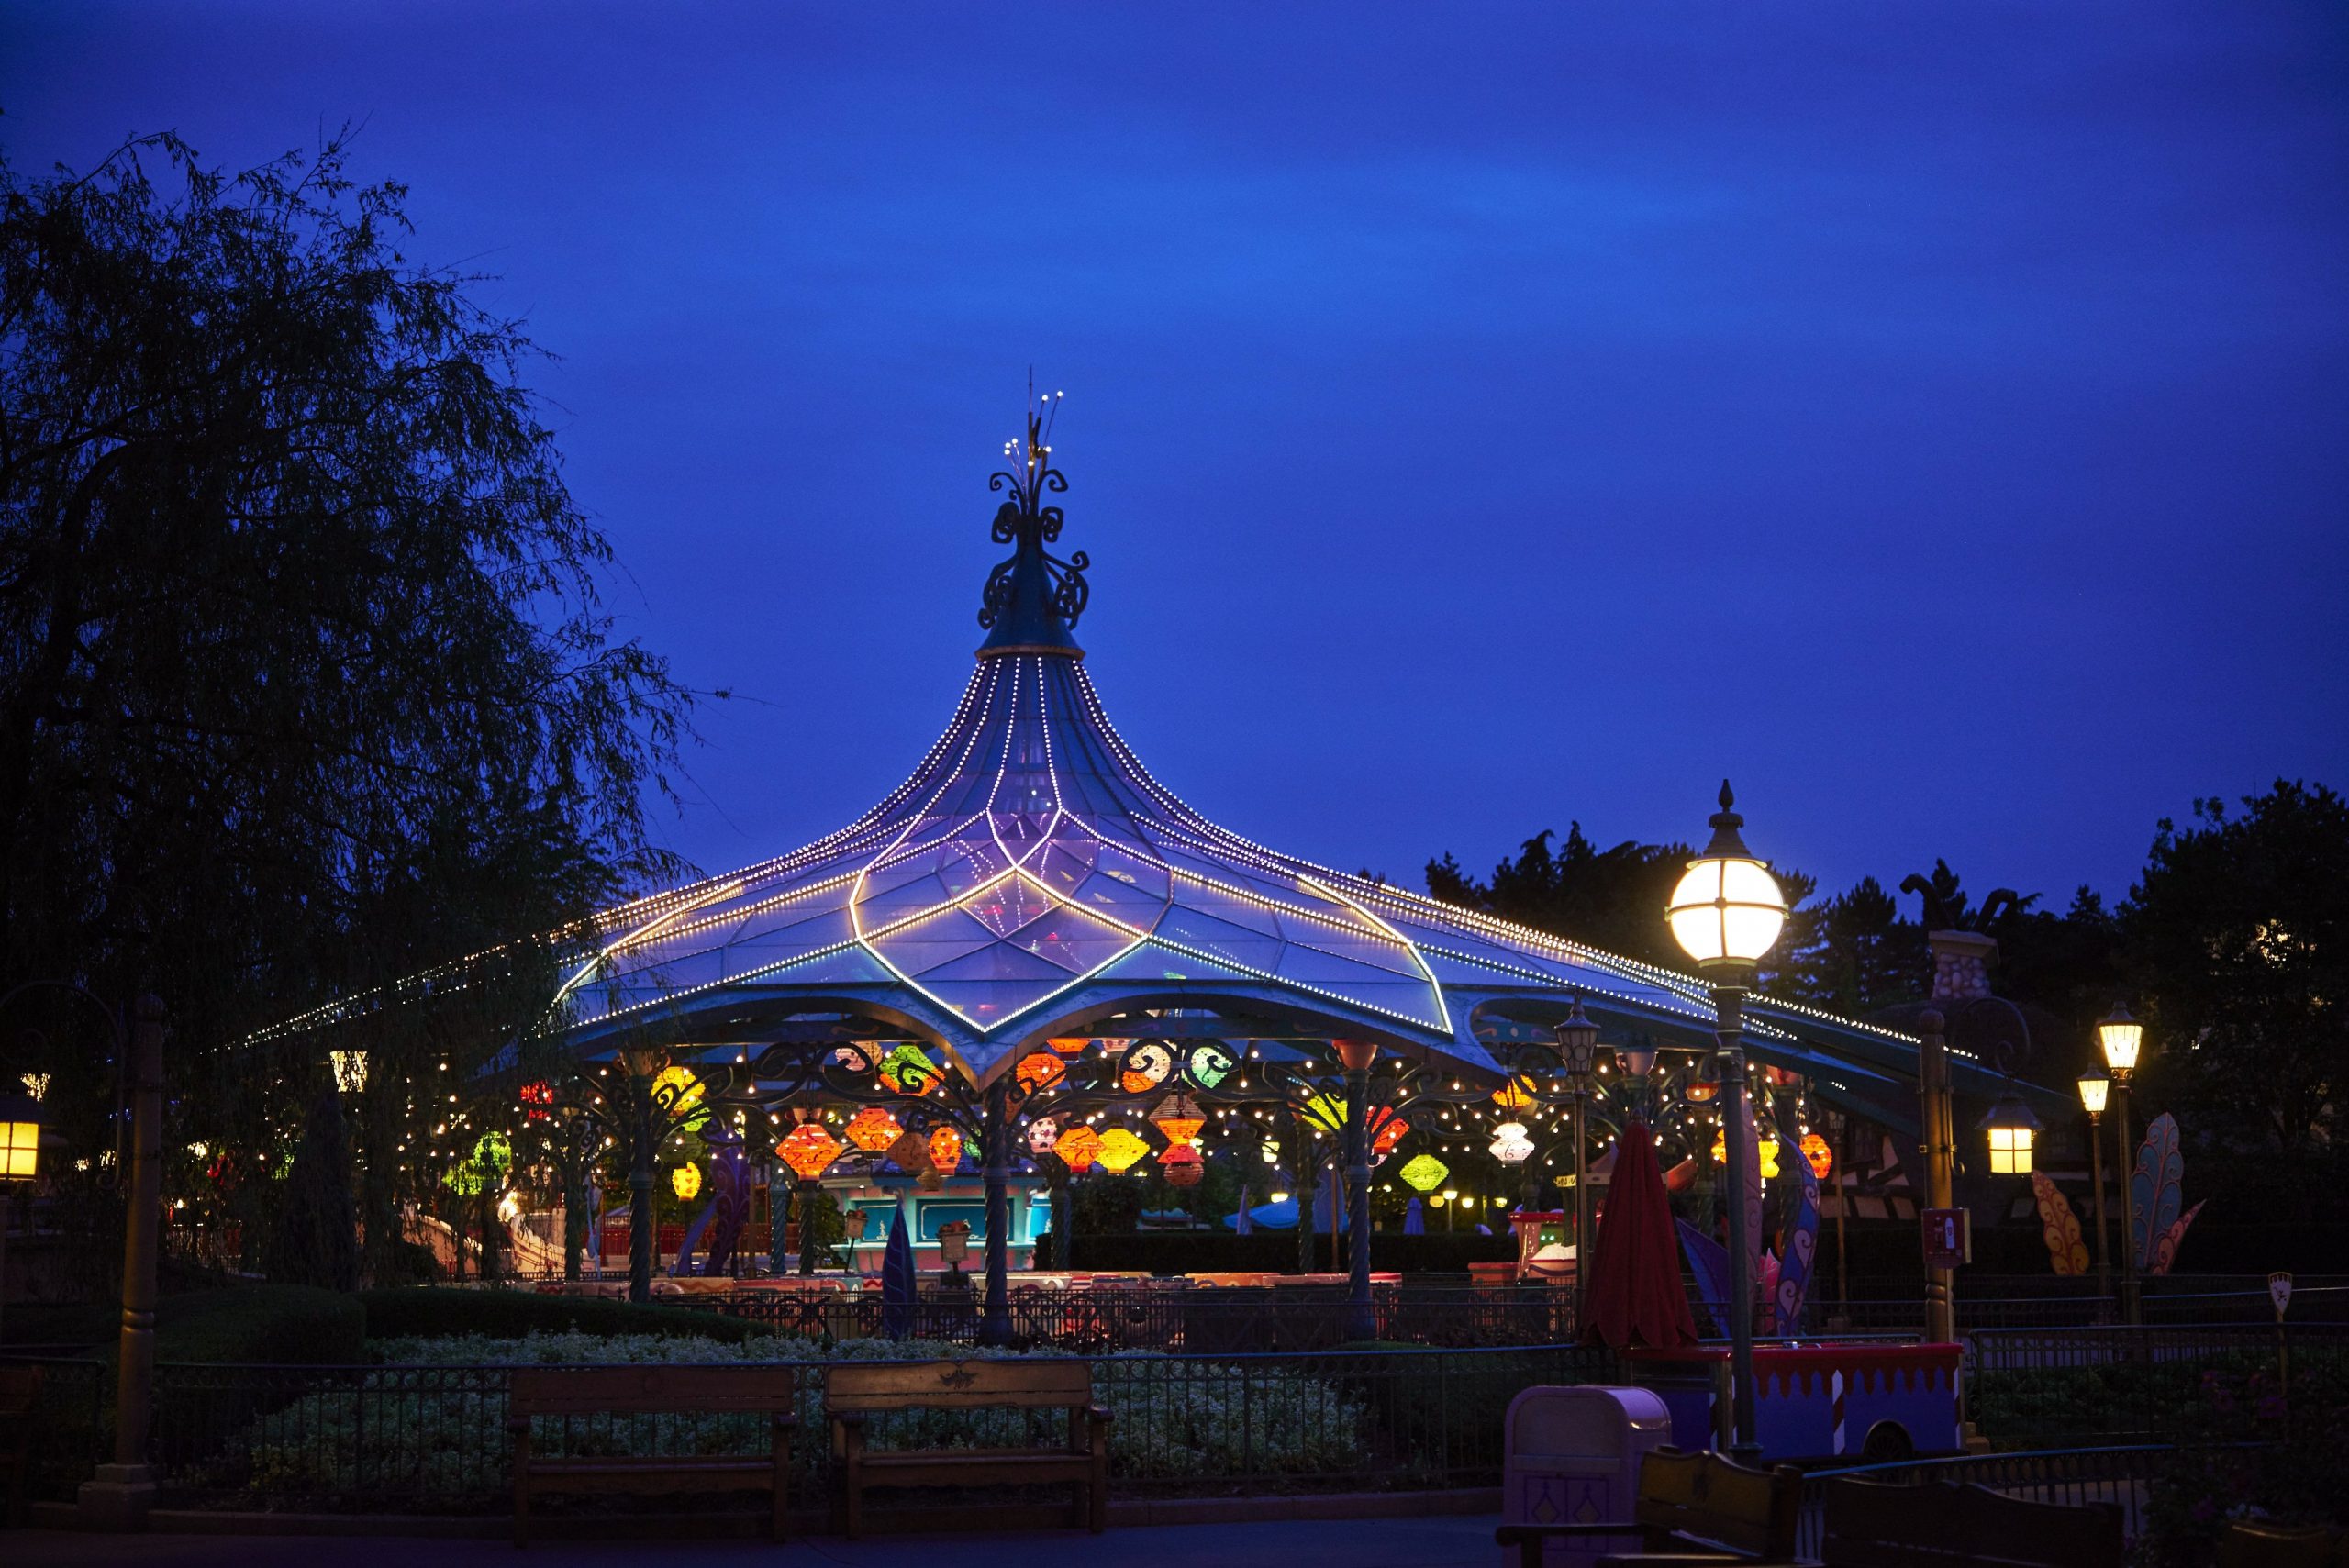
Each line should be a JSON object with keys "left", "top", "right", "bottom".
{"left": 7, "top": 5, "right": 2344, "bottom": 912}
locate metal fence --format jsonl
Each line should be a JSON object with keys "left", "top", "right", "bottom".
{"left": 659, "top": 1282, "right": 1580, "bottom": 1352}
{"left": 1966, "top": 1324, "right": 2340, "bottom": 1445}
{"left": 1792, "top": 1443, "right": 2177, "bottom": 1558}
{"left": 15, "top": 1343, "right": 1619, "bottom": 1512}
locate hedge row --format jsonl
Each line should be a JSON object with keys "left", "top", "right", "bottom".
{"left": 1061, "top": 1231, "right": 1515, "bottom": 1275}
{"left": 357, "top": 1287, "right": 765, "bottom": 1344}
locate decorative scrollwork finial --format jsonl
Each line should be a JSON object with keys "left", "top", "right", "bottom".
{"left": 977, "top": 383, "right": 1090, "bottom": 651}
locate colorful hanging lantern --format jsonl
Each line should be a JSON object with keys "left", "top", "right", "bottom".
{"left": 1258, "top": 1137, "right": 1281, "bottom": 1164}
{"left": 886, "top": 1129, "right": 932, "bottom": 1175}
{"left": 1015, "top": 1051, "right": 1067, "bottom": 1093}
{"left": 1491, "top": 1077, "right": 1535, "bottom": 1112}
{"left": 1370, "top": 1108, "right": 1409, "bottom": 1155}
{"left": 928, "top": 1125, "right": 964, "bottom": 1173}
{"left": 879, "top": 1043, "right": 942, "bottom": 1095}
{"left": 1119, "top": 1042, "right": 1174, "bottom": 1094}
{"left": 1800, "top": 1131, "right": 1832, "bottom": 1179}
{"left": 651, "top": 1065, "right": 708, "bottom": 1129}
{"left": 1048, "top": 1036, "right": 1091, "bottom": 1056}
{"left": 1398, "top": 1153, "right": 1450, "bottom": 1194}
{"left": 1054, "top": 1124, "right": 1103, "bottom": 1173}
{"left": 1094, "top": 1127, "right": 1151, "bottom": 1174}
{"left": 671, "top": 1162, "right": 702, "bottom": 1202}
{"left": 776, "top": 1123, "right": 842, "bottom": 1181}
{"left": 1026, "top": 1116, "right": 1061, "bottom": 1156}
{"left": 1711, "top": 1130, "right": 1782, "bottom": 1178}
{"left": 1150, "top": 1093, "right": 1205, "bottom": 1147}
{"left": 518, "top": 1080, "right": 553, "bottom": 1122}
{"left": 844, "top": 1106, "right": 905, "bottom": 1152}
{"left": 1301, "top": 1093, "right": 1347, "bottom": 1132}
{"left": 1160, "top": 1144, "right": 1205, "bottom": 1187}
{"left": 1489, "top": 1122, "right": 1535, "bottom": 1164}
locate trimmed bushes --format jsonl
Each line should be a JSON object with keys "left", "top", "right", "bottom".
{"left": 156, "top": 1284, "right": 366, "bottom": 1364}
{"left": 1063, "top": 1231, "right": 1514, "bottom": 1275}
{"left": 357, "top": 1287, "right": 765, "bottom": 1344}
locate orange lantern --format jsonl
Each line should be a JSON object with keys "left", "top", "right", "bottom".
{"left": 928, "top": 1125, "right": 964, "bottom": 1173}
{"left": 1016, "top": 1051, "right": 1067, "bottom": 1093}
{"left": 1150, "top": 1093, "right": 1204, "bottom": 1147}
{"left": 1094, "top": 1127, "right": 1151, "bottom": 1174}
{"left": 843, "top": 1106, "right": 904, "bottom": 1152}
{"left": 1119, "top": 1042, "right": 1174, "bottom": 1095}
{"left": 1054, "top": 1124, "right": 1103, "bottom": 1173}
{"left": 1048, "top": 1036, "right": 1091, "bottom": 1056}
{"left": 1160, "top": 1144, "right": 1205, "bottom": 1188}
{"left": 776, "top": 1123, "right": 842, "bottom": 1181}
{"left": 886, "top": 1129, "right": 931, "bottom": 1175}
{"left": 1800, "top": 1131, "right": 1832, "bottom": 1179}
{"left": 1491, "top": 1077, "right": 1535, "bottom": 1113}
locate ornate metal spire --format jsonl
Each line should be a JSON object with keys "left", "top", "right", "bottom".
{"left": 977, "top": 385, "right": 1089, "bottom": 659}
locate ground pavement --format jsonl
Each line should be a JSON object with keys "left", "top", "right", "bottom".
{"left": 8, "top": 1516, "right": 1505, "bottom": 1568}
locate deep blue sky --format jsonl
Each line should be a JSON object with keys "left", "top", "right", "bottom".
{"left": 7, "top": 5, "right": 2344, "bottom": 911}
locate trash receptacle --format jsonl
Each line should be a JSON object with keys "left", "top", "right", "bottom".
{"left": 1500, "top": 1385, "right": 1672, "bottom": 1567}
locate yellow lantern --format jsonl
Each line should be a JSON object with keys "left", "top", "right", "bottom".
{"left": 1977, "top": 1094, "right": 2043, "bottom": 1175}
{"left": 843, "top": 1106, "right": 904, "bottom": 1152}
{"left": 1800, "top": 1131, "right": 1832, "bottom": 1180}
{"left": 928, "top": 1126, "right": 964, "bottom": 1173}
{"left": 1399, "top": 1153, "right": 1449, "bottom": 1193}
{"left": 1, "top": 1109, "right": 39, "bottom": 1180}
{"left": 1301, "top": 1093, "right": 1347, "bottom": 1133}
{"left": 1094, "top": 1128, "right": 1151, "bottom": 1174}
{"left": 671, "top": 1162, "right": 702, "bottom": 1202}
{"left": 651, "top": 1065, "right": 708, "bottom": 1129}
{"left": 1491, "top": 1077, "right": 1534, "bottom": 1113}
{"left": 776, "top": 1123, "right": 843, "bottom": 1181}
{"left": 1054, "top": 1124, "right": 1103, "bottom": 1173}
{"left": 1709, "top": 1131, "right": 1783, "bottom": 1179}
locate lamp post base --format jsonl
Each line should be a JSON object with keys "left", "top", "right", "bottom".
{"left": 77, "top": 1464, "right": 158, "bottom": 1531}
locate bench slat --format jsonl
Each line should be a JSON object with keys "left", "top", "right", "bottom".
{"left": 827, "top": 1359, "right": 1093, "bottom": 1410}
{"left": 509, "top": 1366, "right": 796, "bottom": 1416}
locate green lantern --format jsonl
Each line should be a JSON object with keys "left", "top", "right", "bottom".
{"left": 1399, "top": 1152, "right": 1450, "bottom": 1194}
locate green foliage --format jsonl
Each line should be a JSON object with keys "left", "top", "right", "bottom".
{"left": 1427, "top": 826, "right": 1694, "bottom": 972}
{"left": 263, "top": 1092, "right": 361, "bottom": 1291}
{"left": 356, "top": 1286, "right": 765, "bottom": 1344}
{"left": 153, "top": 1284, "right": 367, "bottom": 1365}
{"left": 2133, "top": 1352, "right": 2349, "bottom": 1566}
{"left": 442, "top": 1130, "right": 512, "bottom": 1198}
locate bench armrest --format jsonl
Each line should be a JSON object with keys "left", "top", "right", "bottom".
{"left": 1086, "top": 1406, "right": 1114, "bottom": 1427}
{"left": 833, "top": 1411, "right": 864, "bottom": 1430}
{"left": 506, "top": 1415, "right": 532, "bottom": 1435}
{"left": 771, "top": 1412, "right": 797, "bottom": 1433}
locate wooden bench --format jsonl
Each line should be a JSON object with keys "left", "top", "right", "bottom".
{"left": 2, "top": 1365, "right": 40, "bottom": 1528}
{"left": 506, "top": 1366, "right": 796, "bottom": 1546}
{"left": 2218, "top": 1521, "right": 2345, "bottom": 1568}
{"left": 1819, "top": 1476, "right": 2122, "bottom": 1567}
{"left": 1495, "top": 1446, "right": 1802, "bottom": 1567}
{"left": 826, "top": 1359, "right": 1110, "bottom": 1538}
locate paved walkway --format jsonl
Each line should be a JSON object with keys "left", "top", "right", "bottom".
{"left": 8, "top": 1516, "right": 1504, "bottom": 1568}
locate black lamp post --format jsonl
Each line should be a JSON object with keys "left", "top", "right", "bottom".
{"left": 1553, "top": 1001, "right": 1599, "bottom": 1333}
{"left": 1664, "top": 782, "right": 1789, "bottom": 1465}
{"left": 2076, "top": 1073, "right": 2112, "bottom": 1302}
{"left": 2098, "top": 1005, "right": 2145, "bottom": 1326}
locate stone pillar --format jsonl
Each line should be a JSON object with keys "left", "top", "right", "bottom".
{"left": 80, "top": 995, "right": 164, "bottom": 1531}
{"left": 1927, "top": 929, "right": 1997, "bottom": 1002}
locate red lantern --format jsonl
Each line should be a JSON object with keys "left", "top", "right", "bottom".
{"left": 1370, "top": 1108, "right": 1409, "bottom": 1156}
{"left": 518, "top": 1081, "right": 554, "bottom": 1122}
{"left": 1800, "top": 1131, "right": 1832, "bottom": 1180}
{"left": 1160, "top": 1144, "right": 1205, "bottom": 1188}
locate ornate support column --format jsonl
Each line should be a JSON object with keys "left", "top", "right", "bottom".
{"left": 1918, "top": 1008, "right": 1956, "bottom": 1344}
{"left": 1570, "top": 1089, "right": 1591, "bottom": 1339}
{"left": 2114, "top": 1077, "right": 2140, "bottom": 1327}
{"left": 80, "top": 995, "right": 164, "bottom": 1530}
{"left": 628, "top": 1065, "right": 656, "bottom": 1304}
{"left": 980, "top": 1077, "right": 1013, "bottom": 1346}
{"left": 1713, "top": 984, "right": 1762, "bottom": 1464}
{"left": 1286, "top": 1108, "right": 1314, "bottom": 1275}
{"left": 1336, "top": 1040, "right": 1377, "bottom": 1343}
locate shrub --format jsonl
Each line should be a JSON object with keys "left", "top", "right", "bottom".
{"left": 357, "top": 1286, "right": 766, "bottom": 1345}
{"left": 156, "top": 1284, "right": 366, "bottom": 1364}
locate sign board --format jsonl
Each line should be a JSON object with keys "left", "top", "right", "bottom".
{"left": 2270, "top": 1271, "right": 2294, "bottom": 1318}
{"left": 1920, "top": 1207, "right": 1970, "bottom": 1269}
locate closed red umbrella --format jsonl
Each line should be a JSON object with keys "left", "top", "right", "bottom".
{"left": 1581, "top": 1119, "right": 1698, "bottom": 1349}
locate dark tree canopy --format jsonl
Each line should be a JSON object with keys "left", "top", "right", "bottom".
{"left": 0, "top": 132, "right": 693, "bottom": 1264}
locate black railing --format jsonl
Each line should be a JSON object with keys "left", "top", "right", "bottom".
{"left": 117, "top": 1343, "right": 1620, "bottom": 1510}
{"left": 1966, "top": 1324, "right": 2340, "bottom": 1445}
{"left": 4, "top": 1355, "right": 108, "bottom": 1502}
{"left": 1793, "top": 1444, "right": 2178, "bottom": 1558}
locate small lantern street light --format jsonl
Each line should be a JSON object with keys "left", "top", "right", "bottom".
{"left": 2098, "top": 1003, "right": 2146, "bottom": 1324}
{"left": 0, "top": 1089, "right": 42, "bottom": 1345}
{"left": 1553, "top": 998, "right": 1600, "bottom": 1330}
{"left": 2076, "top": 1074, "right": 2110, "bottom": 1117}
{"left": 1667, "top": 779, "right": 1787, "bottom": 1463}
{"left": 1976, "top": 1092, "right": 2044, "bottom": 1174}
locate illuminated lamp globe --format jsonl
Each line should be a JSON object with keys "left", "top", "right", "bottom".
{"left": 1026, "top": 1116, "right": 1061, "bottom": 1156}
{"left": 1489, "top": 1122, "right": 1535, "bottom": 1165}
{"left": 671, "top": 1162, "right": 702, "bottom": 1202}
{"left": 1398, "top": 1153, "right": 1450, "bottom": 1194}
{"left": 2076, "top": 1074, "right": 2110, "bottom": 1117}
{"left": 1665, "top": 782, "right": 1788, "bottom": 972}
{"left": 1553, "top": 999, "right": 1599, "bottom": 1078}
{"left": 1977, "top": 1093, "right": 2044, "bottom": 1175}
{"left": 2097, "top": 1004, "right": 2143, "bottom": 1079}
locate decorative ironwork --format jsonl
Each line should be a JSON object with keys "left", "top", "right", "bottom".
{"left": 978, "top": 395, "right": 1090, "bottom": 635}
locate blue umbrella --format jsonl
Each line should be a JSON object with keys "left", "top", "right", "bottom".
{"left": 1233, "top": 1184, "right": 1252, "bottom": 1235}
{"left": 1219, "top": 1195, "right": 1299, "bottom": 1229}
{"left": 1403, "top": 1196, "right": 1425, "bottom": 1235}
{"left": 880, "top": 1202, "right": 917, "bottom": 1340}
